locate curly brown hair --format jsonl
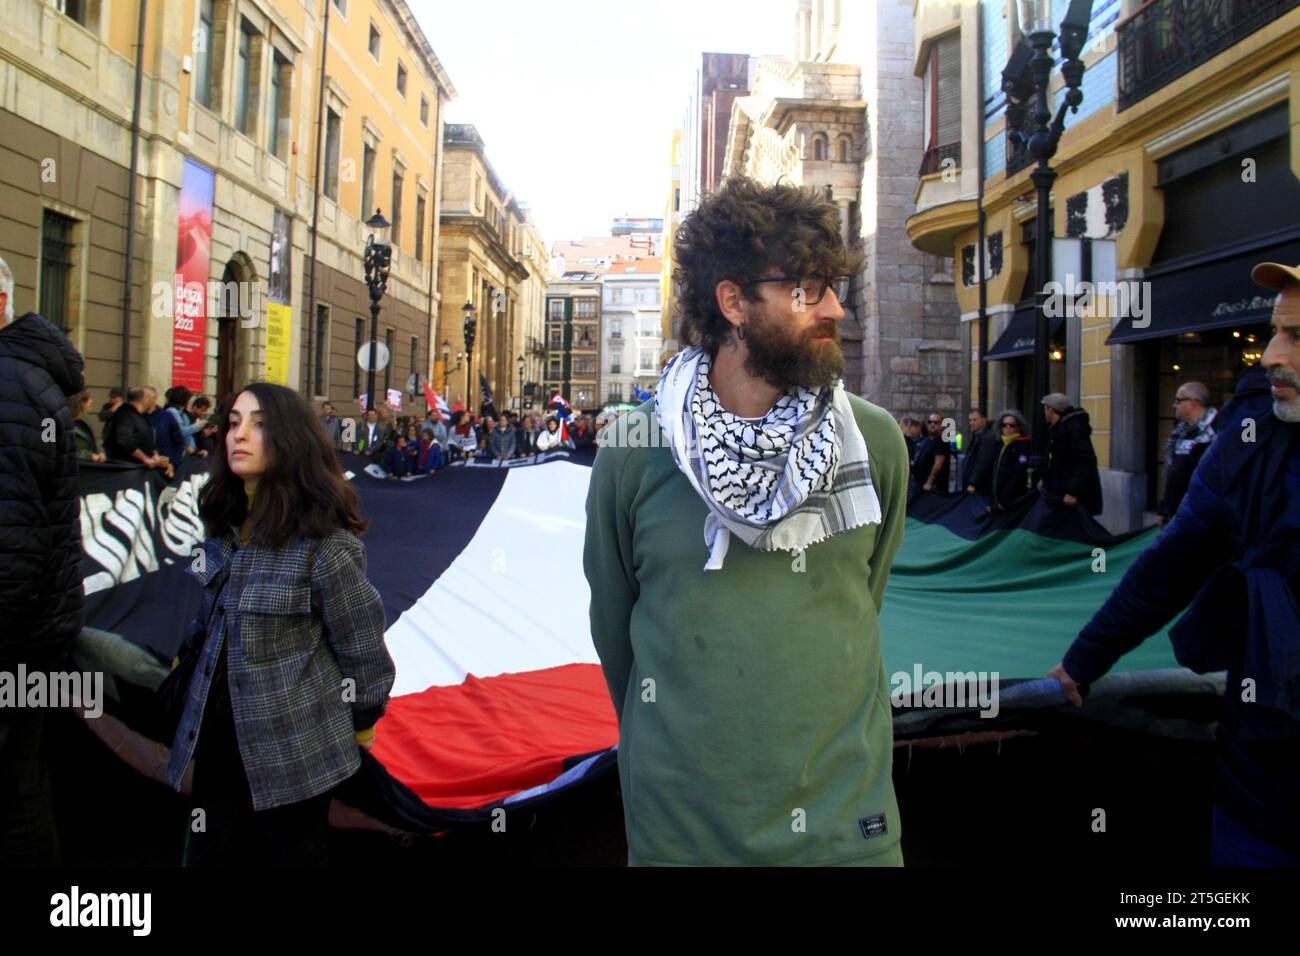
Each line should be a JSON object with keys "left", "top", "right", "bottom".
{"left": 671, "top": 176, "right": 859, "bottom": 354}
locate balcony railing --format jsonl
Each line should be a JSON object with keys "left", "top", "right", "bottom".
{"left": 1006, "top": 133, "right": 1032, "bottom": 178}
{"left": 1118, "top": 0, "right": 1300, "bottom": 110}
{"left": 918, "top": 141, "right": 961, "bottom": 178}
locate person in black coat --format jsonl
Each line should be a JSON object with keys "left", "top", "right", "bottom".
{"left": 1039, "top": 393, "right": 1103, "bottom": 515}
{"left": 98, "top": 386, "right": 124, "bottom": 446}
{"left": 961, "top": 408, "right": 997, "bottom": 497}
{"left": 105, "top": 388, "right": 173, "bottom": 478}
{"left": 1158, "top": 382, "right": 1218, "bottom": 526}
{"left": 0, "top": 273, "right": 85, "bottom": 863}
{"left": 910, "top": 414, "right": 951, "bottom": 494}
{"left": 986, "top": 409, "right": 1034, "bottom": 511}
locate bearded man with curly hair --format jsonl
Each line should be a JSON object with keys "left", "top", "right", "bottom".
{"left": 583, "top": 177, "right": 911, "bottom": 866}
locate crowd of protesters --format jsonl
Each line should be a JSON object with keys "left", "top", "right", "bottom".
{"left": 77, "top": 384, "right": 219, "bottom": 479}
{"left": 318, "top": 401, "right": 601, "bottom": 478}
{"left": 900, "top": 393, "right": 1108, "bottom": 516}
{"left": 898, "top": 385, "right": 1220, "bottom": 522}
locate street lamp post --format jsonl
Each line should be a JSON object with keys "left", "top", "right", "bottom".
{"left": 516, "top": 354, "right": 524, "bottom": 413}
{"left": 1004, "top": 0, "right": 1093, "bottom": 471}
{"left": 440, "top": 338, "right": 464, "bottom": 400}
{"left": 463, "top": 301, "right": 477, "bottom": 414}
{"left": 363, "top": 209, "right": 392, "bottom": 413}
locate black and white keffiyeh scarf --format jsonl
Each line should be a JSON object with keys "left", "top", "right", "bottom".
{"left": 654, "top": 345, "right": 881, "bottom": 570}
{"left": 1167, "top": 406, "right": 1217, "bottom": 458}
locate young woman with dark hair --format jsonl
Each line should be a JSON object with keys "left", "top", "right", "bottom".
{"left": 166, "top": 382, "right": 393, "bottom": 865}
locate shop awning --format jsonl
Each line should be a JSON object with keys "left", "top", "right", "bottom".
{"left": 983, "top": 305, "right": 1065, "bottom": 361}
{"left": 1107, "top": 235, "right": 1300, "bottom": 344}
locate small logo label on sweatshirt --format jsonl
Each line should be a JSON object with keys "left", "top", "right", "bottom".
{"left": 859, "top": 813, "right": 887, "bottom": 839}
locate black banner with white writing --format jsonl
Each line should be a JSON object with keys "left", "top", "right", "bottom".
{"left": 78, "top": 458, "right": 211, "bottom": 662}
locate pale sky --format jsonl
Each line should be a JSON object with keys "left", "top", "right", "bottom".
{"left": 407, "top": 0, "right": 793, "bottom": 244}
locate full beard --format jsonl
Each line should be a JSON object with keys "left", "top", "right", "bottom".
{"left": 742, "top": 303, "right": 844, "bottom": 390}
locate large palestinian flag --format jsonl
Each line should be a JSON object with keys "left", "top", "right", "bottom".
{"left": 75, "top": 444, "right": 1215, "bottom": 834}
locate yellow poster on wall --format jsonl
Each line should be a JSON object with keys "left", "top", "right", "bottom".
{"left": 265, "top": 302, "right": 292, "bottom": 385}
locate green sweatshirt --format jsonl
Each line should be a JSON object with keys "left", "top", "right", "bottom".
{"left": 583, "top": 395, "right": 910, "bottom": 866}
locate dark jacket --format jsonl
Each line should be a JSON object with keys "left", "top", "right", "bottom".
{"left": 0, "top": 313, "right": 85, "bottom": 669}
{"left": 989, "top": 434, "right": 1034, "bottom": 509}
{"left": 910, "top": 433, "right": 951, "bottom": 492}
{"left": 104, "top": 402, "right": 155, "bottom": 462}
{"left": 514, "top": 424, "right": 532, "bottom": 456}
{"left": 1043, "top": 408, "right": 1102, "bottom": 514}
{"left": 1159, "top": 407, "right": 1218, "bottom": 520}
{"left": 383, "top": 443, "right": 415, "bottom": 476}
{"left": 97, "top": 400, "right": 120, "bottom": 445}
{"left": 357, "top": 420, "right": 392, "bottom": 459}
{"left": 1062, "top": 393, "right": 1300, "bottom": 852}
{"left": 73, "top": 418, "right": 100, "bottom": 460}
{"left": 167, "top": 528, "right": 394, "bottom": 811}
{"left": 489, "top": 425, "right": 516, "bottom": 459}
{"left": 188, "top": 409, "right": 216, "bottom": 456}
{"left": 151, "top": 406, "right": 185, "bottom": 462}
{"left": 962, "top": 425, "right": 997, "bottom": 495}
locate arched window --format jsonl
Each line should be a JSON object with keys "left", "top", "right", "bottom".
{"left": 812, "top": 133, "right": 828, "bottom": 161}
{"left": 838, "top": 136, "right": 851, "bottom": 162}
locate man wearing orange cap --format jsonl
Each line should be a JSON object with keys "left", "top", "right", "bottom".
{"left": 1050, "top": 260, "right": 1300, "bottom": 865}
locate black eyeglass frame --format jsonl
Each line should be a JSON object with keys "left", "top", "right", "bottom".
{"left": 740, "top": 274, "right": 850, "bottom": 306}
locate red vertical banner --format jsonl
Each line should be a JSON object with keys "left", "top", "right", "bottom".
{"left": 172, "top": 158, "right": 215, "bottom": 391}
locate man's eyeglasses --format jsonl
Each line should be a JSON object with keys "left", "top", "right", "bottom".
{"left": 1000, "top": 421, "right": 1019, "bottom": 429}
{"left": 741, "top": 275, "right": 850, "bottom": 305}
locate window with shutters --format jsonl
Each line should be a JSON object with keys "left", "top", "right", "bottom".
{"left": 921, "top": 31, "right": 962, "bottom": 176}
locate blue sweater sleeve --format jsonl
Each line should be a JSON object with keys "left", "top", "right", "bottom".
{"left": 1062, "top": 437, "right": 1236, "bottom": 683}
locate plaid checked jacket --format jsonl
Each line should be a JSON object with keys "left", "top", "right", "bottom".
{"left": 166, "top": 527, "right": 394, "bottom": 811}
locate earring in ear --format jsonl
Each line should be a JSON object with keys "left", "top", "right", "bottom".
{"left": 737, "top": 324, "right": 746, "bottom": 342}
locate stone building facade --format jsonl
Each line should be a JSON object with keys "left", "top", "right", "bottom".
{"left": 436, "top": 123, "right": 544, "bottom": 411}
{"left": 0, "top": 0, "right": 453, "bottom": 417}
{"left": 719, "top": 0, "right": 963, "bottom": 420}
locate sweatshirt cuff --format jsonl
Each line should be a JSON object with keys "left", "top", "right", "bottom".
{"left": 352, "top": 703, "right": 386, "bottom": 730}
{"left": 1061, "top": 628, "right": 1119, "bottom": 685}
